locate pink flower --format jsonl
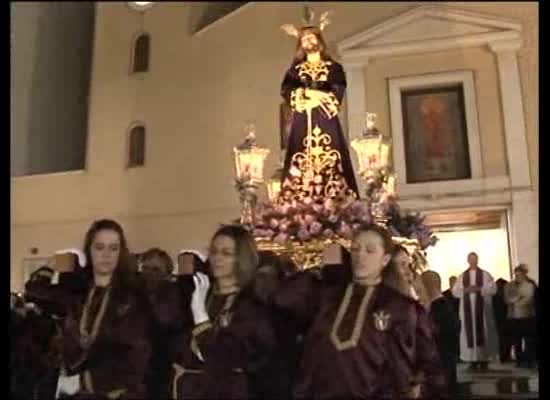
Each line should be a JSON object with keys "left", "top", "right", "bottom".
{"left": 312, "top": 203, "right": 323, "bottom": 214}
{"left": 303, "top": 197, "right": 313, "bottom": 205}
{"left": 274, "top": 233, "right": 289, "bottom": 245}
{"left": 279, "top": 222, "right": 289, "bottom": 232}
{"left": 304, "top": 214, "right": 315, "bottom": 225}
{"left": 310, "top": 221, "right": 323, "bottom": 235}
{"left": 293, "top": 214, "right": 304, "bottom": 224}
{"left": 337, "top": 222, "right": 352, "bottom": 239}
{"left": 328, "top": 214, "right": 338, "bottom": 224}
{"left": 323, "top": 198, "right": 335, "bottom": 212}
{"left": 269, "top": 218, "right": 279, "bottom": 229}
{"left": 275, "top": 203, "right": 290, "bottom": 214}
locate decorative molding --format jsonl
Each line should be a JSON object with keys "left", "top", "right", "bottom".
{"left": 396, "top": 175, "right": 511, "bottom": 200}
{"left": 338, "top": 5, "right": 522, "bottom": 55}
{"left": 488, "top": 38, "right": 523, "bottom": 53}
{"left": 341, "top": 31, "right": 521, "bottom": 62}
{"left": 398, "top": 190, "right": 512, "bottom": 212}
{"left": 388, "top": 70, "right": 483, "bottom": 189}
{"left": 489, "top": 42, "right": 531, "bottom": 188}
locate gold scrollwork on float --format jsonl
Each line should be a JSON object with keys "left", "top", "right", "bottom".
{"left": 282, "top": 125, "right": 356, "bottom": 202}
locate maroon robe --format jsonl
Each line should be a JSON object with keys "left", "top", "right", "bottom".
{"left": 168, "top": 286, "right": 280, "bottom": 399}
{"left": 273, "top": 269, "right": 447, "bottom": 399}
{"left": 28, "top": 270, "right": 153, "bottom": 399}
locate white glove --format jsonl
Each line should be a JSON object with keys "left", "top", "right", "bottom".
{"left": 191, "top": 272, "right": 211, "bottom": 325}
{"left": 55, "top": 371, "right": 81, "bottom": 398}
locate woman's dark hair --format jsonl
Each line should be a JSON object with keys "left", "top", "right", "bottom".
{"left": 210, "top": 225, "right": 259, "bottom": 289}
{"left": 141, "top": 247, "right": 174, "bottom": 274}
{"left": 384, "top": 244, "right": 413, "bottom": 296}
{"left": 82, "top": 219, "right": 135, "bottom": 289}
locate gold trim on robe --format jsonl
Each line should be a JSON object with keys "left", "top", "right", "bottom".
{"left": 330, "top": 284, "right": 376, "bottom": 351}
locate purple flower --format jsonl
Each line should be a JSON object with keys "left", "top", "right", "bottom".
{"left": 323, "top": 229, "right": 335, "bottom": 239}
{"left": 328, "top": 214, "right": 339, "bottom": 224}
{"left": 253, "top": 229, "right": 267, "bottom": 237}
{"left": 310, "top": 221, "right": 323, "bottom": 235}
{"left": 360, "top": 213, "right": 372, "bottom": 224}
{"left": 275, "top": 204, "right": 290, "bottom": 214}
{"left": 297, "top": 228, "right": 311, "bottom": 241}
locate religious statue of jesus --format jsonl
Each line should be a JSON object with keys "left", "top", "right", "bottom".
{"left": 279, "top": 8, "right": 359, "bottom": 205}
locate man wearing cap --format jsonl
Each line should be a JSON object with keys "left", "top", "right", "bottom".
{"left": 504, "top": 265, "right": 537, "bottom": 368}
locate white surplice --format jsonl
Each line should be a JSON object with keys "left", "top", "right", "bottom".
{"left": 452, "top": 267, "right": 499, "bottom": 362}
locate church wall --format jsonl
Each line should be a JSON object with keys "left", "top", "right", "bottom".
{"left": 10, "top": 2, "right": 538, "bottom": 290}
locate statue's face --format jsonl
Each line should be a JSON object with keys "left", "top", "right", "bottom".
{"left": 301, "top": 32, "right": 320, "bottom": 53}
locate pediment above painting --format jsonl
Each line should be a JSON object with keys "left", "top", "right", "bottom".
{"left": 338, "top": 5, "right": 522, "bottom": 60}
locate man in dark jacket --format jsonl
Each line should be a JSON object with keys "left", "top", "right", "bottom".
{"left": 421, "top": 271, "right": 461, "bottom": 394}
{"left": 443, "top": 275, "right": 460, "bottom": 361}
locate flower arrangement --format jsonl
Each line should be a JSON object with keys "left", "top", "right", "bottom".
{"left": 252, "top": 196, "right": 373, "bottom": 245}
{"left": 385, "top": 200, "right": 438, "bottom": 250}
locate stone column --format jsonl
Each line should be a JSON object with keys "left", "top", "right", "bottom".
{"left": 343, "top": 61, "right": 367, "bottom": 196}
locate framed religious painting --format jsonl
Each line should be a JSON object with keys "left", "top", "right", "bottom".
{"left": 389, "top": 71, "right": 482, "bottom": 186}
{"left": 401, "top": 85, "right": 471, "bottom": 183}
{"left": 279, "top": 101, "right": 294, "bottom": 151}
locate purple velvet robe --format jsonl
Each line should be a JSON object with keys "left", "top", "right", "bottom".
{"left": 280, "top": 58, "right": 359, "bottom": 202}
{"left": 274, "top": 270, "right": 447, "bottom": 399}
